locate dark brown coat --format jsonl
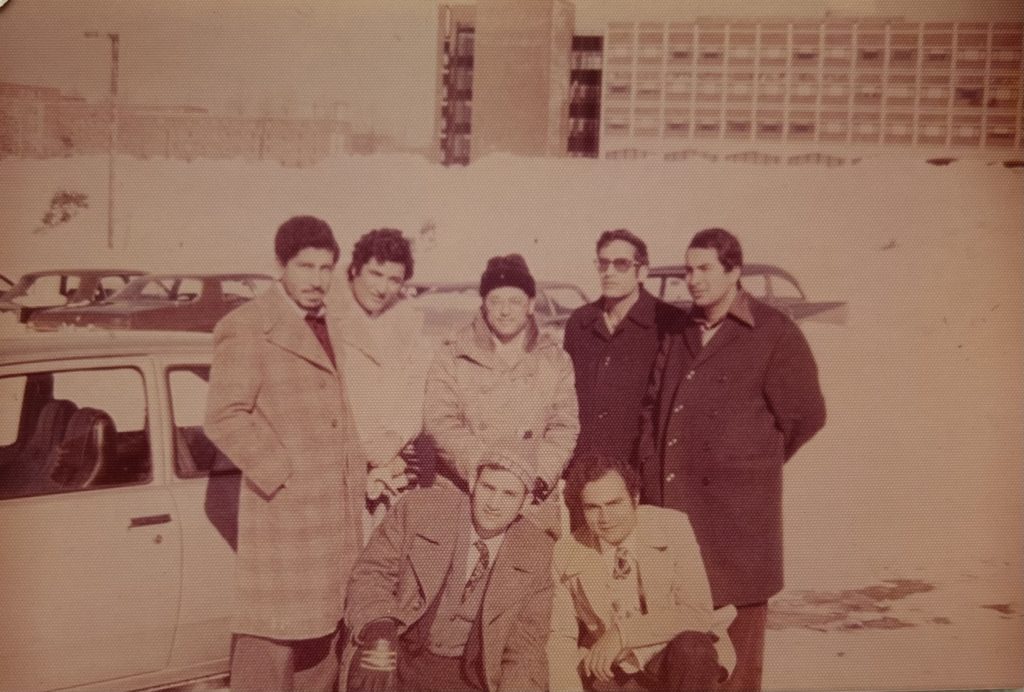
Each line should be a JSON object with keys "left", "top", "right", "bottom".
{"left": 563, "top": 288, "right": 684, "bottom": 464}
{"left": 637, "top": 291, "right": 825, "bottom": 607}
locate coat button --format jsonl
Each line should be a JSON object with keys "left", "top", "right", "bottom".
{"left": 331, "top": 419, "right": 339, "bottom": 428}
{"left": 701, "top": 476, "right": 710, "bottom": 486}
{"left": 603, "top": 356, "right": 611, "bottom": 367}
{"left": 673, "top": 404, "right": 684, "bottom": 413}
{"left": 597, "top": 411, "right": 608, "bottom": 419}
{"left": 667, "top": 438, "right": 678, "bottom": 447}
{"left": 685, "top": 370, "right": 695, "bottom": 380}
{"left": 665, "top": 473, "right": 675, "bottom": 482}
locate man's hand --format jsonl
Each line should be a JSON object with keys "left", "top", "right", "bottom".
{"left": 582, "top": 625, "right": 626, "bottom": 683}
{"left": 366, "top": 457, "right": 413, "bottom": 501}
{"left": 347, "top": 618, "right": 400, "bottom": 692}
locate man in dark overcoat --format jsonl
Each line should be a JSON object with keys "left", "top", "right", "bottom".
{"left": 563, "top": 230, "right": 683, "bottom": 492}
{"left": 637, "top": 228, "right": 826, "bottom": 692}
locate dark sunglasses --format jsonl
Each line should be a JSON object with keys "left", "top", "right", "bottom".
{"left": 595, "top": 258, "right": 640, "bottom": 272}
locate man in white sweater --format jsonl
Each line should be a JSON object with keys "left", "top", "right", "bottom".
{"left": 328, "top": 228, "right": 434, "bottom": 539}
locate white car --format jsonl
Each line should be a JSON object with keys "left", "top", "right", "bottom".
{"left": 0, "top": 331, "right": 234, "bottom": 692}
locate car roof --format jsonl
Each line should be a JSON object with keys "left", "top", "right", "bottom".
{"left": 0, "top": 330, "right": 212, "bottom": 365}
{"left": 649, "top": 263, "right": 800, "bottom": 284}
{"left": 408, "top": 281, "right": 583, "bottom": 291}
{"left": 131, "top": 273, "right": 273, "bottom": 281}
{"left": 21, "top": 269, "right": 146, "bottom": 278}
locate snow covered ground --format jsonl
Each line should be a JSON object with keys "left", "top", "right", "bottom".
{"left": 2, "top": 151, "right": 1021, "bottom": 691}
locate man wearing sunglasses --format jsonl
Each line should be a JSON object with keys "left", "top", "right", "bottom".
{"left": 562, "top": 230, "right": 683, "bottom": 532}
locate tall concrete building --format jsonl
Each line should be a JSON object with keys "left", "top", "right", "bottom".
{"left": 435, "top": 5, "right": 477, "bottom": 165}
{"left": 598, "top": 18, "right": 1024, "bottom": 157}
{"left": 568, "top": 35, "right": 604, "bottom": 157}
{"left": 435, "top": 0, "right": 575, "bottom": 164}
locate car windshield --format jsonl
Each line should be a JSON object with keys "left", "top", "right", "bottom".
{"left": 112, "top": 278, "right": 196, "bottom": 302}
{"left": 409, "top": 287, "right": 481, "bottom": 312}
{"left": 4, "top": 274, "right": 76, "bottom": 307}
{"left": 544, "top": 286, "right": 587, "bottom": 314}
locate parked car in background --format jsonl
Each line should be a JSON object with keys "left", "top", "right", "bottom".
{"left": 404, "top": 280, "right": 589, "bottom": 341}
{"left": 29, "top": 273, "right": 273, "bottom": 333}
{"left": 0, "top": 269, "right": 145, "bottom": 323}
{"left": 0, "top": 331, "right": 235, "bottom": 692}
{"left": 645, "top": 263, "right": 848, "bottom": 324}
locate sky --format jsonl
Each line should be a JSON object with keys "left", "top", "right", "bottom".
{"left": 1, "top": 0, "right": 1021, "bottom": 146}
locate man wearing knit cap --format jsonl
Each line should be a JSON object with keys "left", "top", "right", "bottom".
{"left": 423, "top": 254, "right": 579, "bottom": 527}
{"left": 344, "top": 439, "right": 555, "bottom": 692}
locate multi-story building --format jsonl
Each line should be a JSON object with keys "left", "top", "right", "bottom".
{"left": 435, "top": 0, "right": 574, "bottom": 164}
{"left": 598, "top": 19, "right": 1024, "bottom": 158}
{"left": 568, "top": 35, "right": 603, "bottom": 157}
{"left": 435, "top": 5, "right": 477, "bottom": 165}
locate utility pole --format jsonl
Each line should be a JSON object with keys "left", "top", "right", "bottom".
{"left": 84, "top": 32, "right": 119, "bottom": 249}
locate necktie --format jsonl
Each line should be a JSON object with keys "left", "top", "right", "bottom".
{"left": 462, "top": 540, "right": 490, "bottom": 602}
{"left": 305, "top": 313, "right": 336, "bottom": 367}
{"left": 612, "top": 546, "right": 632, "bottom": 580}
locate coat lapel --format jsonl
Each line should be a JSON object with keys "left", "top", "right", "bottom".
{"left": 482, "top": 521, "right": 538, "bottom": 626}
{"left": 408, "top": 521, "right": 462, "bottom": 605}
{"left": 326, "top": 283, "right": 384, "bottom": 367}
{"left": 558, "top": 540, "right": 616, "bottom": 632}
{"left": 690, "top": 319, "right": 742, "bottom": 369}
{"left": 262, "top": 288, "right": 336, "bottom": 374}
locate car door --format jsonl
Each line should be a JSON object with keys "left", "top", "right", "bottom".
{"left": 158, "top": 357, "right": 236, "bottom": 672}
{"left": 0, "top": 357, "right": 181, "bottom": 692}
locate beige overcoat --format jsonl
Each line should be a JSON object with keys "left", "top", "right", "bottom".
{"left": 548, "top": 505, "right": 736, "bottom": 692}
{"left": 423, "top": 314, "right": 578, "bottom": 492}
{"left": 204, "top": 285, "right": 366, "bottom": 640}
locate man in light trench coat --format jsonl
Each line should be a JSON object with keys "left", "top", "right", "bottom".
{"left": 423, "top": 254, "right": 579, "bottom": 534}
{"left": 205, "top": 216, "right": 374, "bottom": 692}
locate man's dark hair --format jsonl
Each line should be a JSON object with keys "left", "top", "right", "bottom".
{"left": 564, "top": 450, "right": 641, "bottom": 542}
{"left": 347, "top": 228, "right": 414, "bottom": 281}
{"left": 274, "top": 216, "right": 340, "bottom": 265}
{"left": 688, "top": 227, "right": 743, "bottom": 272}
{"left": 597, "top": 228, "right": 649, "bottom": 266}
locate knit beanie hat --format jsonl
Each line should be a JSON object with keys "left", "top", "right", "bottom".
{"left": 479, "top": 254, "right": 536, "bottom": 298}
{"left": 479, "top": 438, "right": 540, "bottom": 493}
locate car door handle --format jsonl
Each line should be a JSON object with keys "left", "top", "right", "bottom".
{"left": 129, "top": 514, "right": 172, "bottom": 528}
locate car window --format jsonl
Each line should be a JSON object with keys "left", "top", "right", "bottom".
{"left": 0, "top": 376, "right": 26, "bottom": 446}
{"left": 768, "top": 274, "right": 803, "bottom": 300}
{"left": 168, "top": 366, "right": 237, "bottom": 478}
{"left": 98, "top": 275, "right": 131, "bottom": 300}
{"left": 176, "top": 278, "right": 203, "bottom": 301}
{"left": 741, "top": 273, "right": 768, "bottom": 299}
{"left": 412, "top": 288, "right": 481, "bottom": 311}
{"left": 662, "top": 276, "right": 690, "bottom": 303}
{"left": 138, "top": 279, "right": 177, "bottom": 300}
{"left": 544, "top": 287, "right": 587, "bottom": 315}
{"left": 0, "top": 367, "right": 151, "bottom": 501}
{"left": 642, "top": 276, "right": 663, "bottom": 297}
{"left": 16, "top": 275, "right": 67, "bottom": 307}
{"left": 63, "top": 275, "right": 81, "bottom": 296}
{"left": 222, "top": 278, "right": 271, "bottom": 300}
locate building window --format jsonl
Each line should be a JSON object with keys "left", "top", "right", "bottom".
{"left": 954, "top": 87, "right": 984, "bottom": 107}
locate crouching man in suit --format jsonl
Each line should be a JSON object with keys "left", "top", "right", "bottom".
{"left": 344, "top": 441, "right": 555, "bottom": 692}
{"left": 549, "top": 451, "right": 736, "bottom": 692}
